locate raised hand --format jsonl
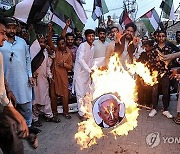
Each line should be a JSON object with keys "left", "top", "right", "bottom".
{"left": 66, "top": 18, "right": 71, "bottom": 27}
{"left": 48, "top": 23, "right": 53, "bottom": 32}
{"left": 133, "top": 36, "right": 140, "bottom": 46}
{"left": 115, "top": 30, "right": 125, "bottom": 44}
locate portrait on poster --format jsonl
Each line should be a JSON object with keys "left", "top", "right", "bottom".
{"left": 92, "top": 94, "right": 125, "bottom": 128}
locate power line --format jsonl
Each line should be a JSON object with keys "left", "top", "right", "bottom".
{"left": 84, "top": 7, "right": 123, "bottom": 13}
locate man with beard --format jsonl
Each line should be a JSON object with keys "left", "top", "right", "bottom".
{"left": 73, "top": 29, "right": 95, "bottom": 120}
{"left": 93, "top": 28, "right": 109, "bottom": 67}
{"left": 106, "top": 22, "right": 139, "bottom": 69}
{"left": 65, "top": 33, "right": 78, "bottom": 63}
{"left": 0, "top": 16, "right": 29, "bottom": 154}
{"left": 105, "top": 26, "right": 119, "bottom": 65}
{"left": 0, "top": 17, "right": 38, "bottom": 148}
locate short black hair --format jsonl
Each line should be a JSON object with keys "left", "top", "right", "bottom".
{"left": 65, "top": 32, "right": 75, "bottom": 38}
{"left": 158, "top": 30, "right": 167, "bottom": 36}
{"left": 176, "top": 31, "right": 180, "bottom": 35}
{"left": 0, "top": 15, "right": 6, "bottom": 25}
{"left": 143, "top": 40, "right": 154, "bottom": 47}
{"left": 97, "top": 28, "right": 106, "bottom": 34}
{"left": 57, "top": 36, "right": 65, "bottom": 45}
{"left": 153, "top": 30, "right": 160, "bottom": 36}
{"left": 110, "top": 26, "right": 119, "bottom": 32}
{"left": 125, "top": 22, "right": 137, "bottom": 32}
{"left": 84, "top": 29, "right": 95, "bottom": 37}
{"left": 75, "top": 36, "right": 83, "bottom": 41}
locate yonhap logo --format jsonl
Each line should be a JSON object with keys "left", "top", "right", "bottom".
{"left": 146, "top": 132, "right": 160, "bottom": 148}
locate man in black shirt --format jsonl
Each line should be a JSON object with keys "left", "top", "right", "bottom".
{"left": 149, "top": 30, "right": 174, "bottom": 118}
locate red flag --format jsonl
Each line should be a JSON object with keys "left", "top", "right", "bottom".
{"left": 119, "top": 9, "right": 132, "bottom": 29}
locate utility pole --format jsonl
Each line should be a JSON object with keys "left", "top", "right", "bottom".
{"left": 123, "top": 0, "right": 138, "bottom": 21}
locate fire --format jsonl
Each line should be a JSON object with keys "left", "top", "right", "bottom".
{"left": 127, "top": 61, "right": 158, "bottom": 86}
{"left": 75, "top": 53, "right": 158, "bottom": 149}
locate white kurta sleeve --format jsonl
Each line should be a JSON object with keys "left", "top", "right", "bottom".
{"left": 78, "top": 44, "right": 92, "bottom": 73}
{"left": 26, "top": 43, "right": 32, "bottom": 78}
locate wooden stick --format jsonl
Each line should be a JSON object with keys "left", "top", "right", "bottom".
{"left": 137, "top": 104, "right": 152, "bottom": 110}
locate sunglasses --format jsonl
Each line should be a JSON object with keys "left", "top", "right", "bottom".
{"left": 10, "top": 52, "right": 14, "bottom": 62}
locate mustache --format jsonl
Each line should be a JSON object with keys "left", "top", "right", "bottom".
{"left": 7, "top": 33, "right": 15, "bottom": 36}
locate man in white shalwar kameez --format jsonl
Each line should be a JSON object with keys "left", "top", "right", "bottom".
{"left": 93, "top": 28, "right": 109, "bottom": 68}
{"left": 32, "top": 37, "right": 57, "bottom": 126}
{"left": 73, "top": 29, "right": 95, "bottom": 119}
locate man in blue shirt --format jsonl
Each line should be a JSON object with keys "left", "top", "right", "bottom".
{"left": 0, "top": 17, "right": 38, "bottom": 148}
{"left": 0, "top": 16, "right": 29, "bottom": 154}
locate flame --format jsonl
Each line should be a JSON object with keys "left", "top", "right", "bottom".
{"left": 75, "top": 53, "right": 158, "bottom": 149}
{"left": 127, "top": 61, "right": 158, "bottom": 86}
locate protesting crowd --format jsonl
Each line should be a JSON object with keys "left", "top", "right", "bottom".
{"left": 0, "top": 13, "right": 180, "bottom": 153}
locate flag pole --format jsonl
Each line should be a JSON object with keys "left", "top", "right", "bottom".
{"left": 157, "top": 8, "right": 163, "bottom": 30}
{"left": 98, "top": 0, "right": 103, "bottom": 28}
{"left": 49, "top": 0, "right": 58, "bottom": 23}
{"left": 119, "top": 1, "right": 126, "bottom": 29}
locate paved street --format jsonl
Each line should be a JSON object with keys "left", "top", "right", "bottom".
{"left": 1, "top": 95, "right": 179, "bottom": 154}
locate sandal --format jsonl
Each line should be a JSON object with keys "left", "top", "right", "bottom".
{"left": 45, "top": 116, "right": 61, "bottom": 123}
{"left": 63, "top": 114, "right": 71, "bottom": 119}
{"left": 32, "top": 120, "right": 42, "bottom": 127}
{"left": 173, "top": 117, "right": 180, "bottom": 125}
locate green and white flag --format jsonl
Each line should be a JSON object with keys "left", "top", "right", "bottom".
{"left": 92, "top": 0, "right": 109, "bottom": 21}
{"left": 160, "top": 0, "right": 176, "bottom": 21}
{"left": 140, "top": 8, "right": 164, "bottom": 35}
{"left": 4, "top": 0, "right": 49, "bottom": 24}
{"left": 29, "top": 27, "right": 41, "bottom": 60}
{"left": 52, "top": 0, "right": 87, "bottom": 31}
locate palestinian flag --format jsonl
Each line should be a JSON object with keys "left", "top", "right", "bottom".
{"left": 119, "top": 8, "right": 132, "bottom": 29}
{"left": 52, "top": 0, "right": 87, "bottom": 31}
{"left": 160, "top": 0, "right": 176, "bottom": 21}
{"left": 28, "top": 27, "right": 45, "bottom": 74}
{"left": 92, "top": 0, "right": 109, "bottom": 21}
{"left": 28, "top": 27, "right": 41, "bottom": 60}
{"left": 140, "top": 8, "right": 164, "bottom": 35}
{"left": 4, "top": 0, "right": 49, "bottom": 24}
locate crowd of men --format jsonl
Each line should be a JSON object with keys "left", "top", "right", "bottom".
{"left": 0, "top": 14, "right": 180, "bottom": 153}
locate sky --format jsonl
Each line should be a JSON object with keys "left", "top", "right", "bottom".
{"left": 83, "top": 0, "right": 180, "bottom": 29}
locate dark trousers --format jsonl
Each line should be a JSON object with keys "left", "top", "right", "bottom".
{"left": 0, "top": 115, "right": 24, "bottom": 154}
{"left": 152, "top": 76, "right": 170, "bottom": 111}
{"left": 137, "top": 77, "right": 152, "bottom": 107}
